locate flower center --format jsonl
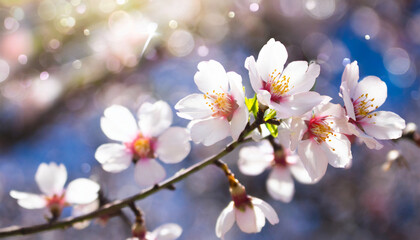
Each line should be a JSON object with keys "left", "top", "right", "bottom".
{"left": 273, "top": 149, "right": 288, "bottom": 168}
{"left": 127, "top": 134, "right": 155, "bottom": 160}
{"left": 45, "top": 193, "right": 66, "bottom": 207}
{"left": 263, "top": 69, "right": 293, "bottom": 103}
{"left": 306, "top": 116, "right": 336, "bottom": 147}
{"left": 204, "top": 90, "right": 238, "bottom": 120}
{"left": 353, "top": 93, "right": 378, "bottom": 120}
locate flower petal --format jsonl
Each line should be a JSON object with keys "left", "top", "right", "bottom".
{"left": 194, "top": 60, "right": 228, "bottom": 94}
{"left": 350, "top": 125, "right": 383, "bottom": 150}
{"left": 189, "top": 118, "right": 231, "bottom": 146}
{"left": 152, "top": 223, "right": 183, "bottom": 240}
{"left": 227, "top": 71, "right": 245, "bottom": 106}
{"left": 10, "top": 191, "right": 47, "bottom": 209}
{"left": 256, "top": 39, "right": 288, "bottom": 82}
{"left": 95, "top": 143, "right": 132, "bottom": 173}
{"left": 289, "top": 155, "right": 318, "bottom": 184}
{"left": 298, "top": 140, "right": 328, "bottom": 182}
{"left": 256, "top": 89, "right": 272, "bottom": 107}
{"left": 215, "top": 202, "right": 235, "bottom": 239}
{"left": 360, "top": 111, "right": 405, "bottom": 140}
{"left": 66, "top": 178, "right": 100, "bottom": 205}
{"left": 72, "top": 200, "right": 100, "bottom": 230}
{"left": 251, "top": 197, "right": 279, "bottom": 225}
{"left": 322, "top": 134, "right": 352, "bottom": 168}
{"left": 266, "top": 167, "right": 294, "bottom": 202}
{"left": 245, "top": 56, "right": 263, "bottom": 92}
{"left": 156, "top": 127, "right": 191, "bottom": 164}
{"left": 230, "top": 105, "right": 249, "bottom": 141}
{"left": 35, "top": 162, "right": 67, "bottom": 196}
{"left": 134, "top": 159, "right": 166, "bottom": 187}
{"left": 281, "top": 61, "right": 320, "bottom": 95}
{"left": 352, "top": 76, "right": 387, "bottom": 111}
{"left": 273, "top": 92, "right": 326, "bottom": 119}
{"left": 238, "top": 146, "right": 272, "bottom": 176}
{"left": 138, "top": 101, "right": 173, "bottom": 137}
{"left": 175, "top": 94, "right": 213, "bottom": 120}
{"left": 101, "top": 105, "right": 138, "bottom": 142}
{"left": 341, "top": 61, "right": 359, "bottom": 94}
{"left": 235, "top": 206, "right": 259, "bottom": 233}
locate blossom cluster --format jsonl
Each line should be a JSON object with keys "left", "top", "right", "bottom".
{"left": 9, "top": 38, "right": 406, "bottom": 239}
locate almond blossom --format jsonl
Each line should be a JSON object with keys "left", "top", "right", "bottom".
{"left": 340, "top": 61, "right": 406, "bottom": 149}
{"left": 175, "top": 60, "right": 248, "bottom": 146}
{"left": 95, "top": 101, "right": 191, "bottom": 187}
{"left": 128, "top": 223, "right": 182, "bottom": 240}
{"left": 215, "top": 181, "right": 279, "bottom": 239}
{"left": 245, "top": 38, "right": 326, "bottom": 118}
{"left": 288, "top": 100, "right": 352, "bottom": 181}
{"left": 10, "top": 162, "right": 100, "bottom": 218}
{"left": 238, "top": 140, "right": 316, "bottom": 203}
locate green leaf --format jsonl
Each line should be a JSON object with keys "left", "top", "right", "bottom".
{"left": 245, "top": 94, "right": 259, "bottom": 118}
{"left": 265, "top": 123, "right": 278, "bottom": 137}
{"left": 264, "top": 109, "right": 276, "bottom": 121}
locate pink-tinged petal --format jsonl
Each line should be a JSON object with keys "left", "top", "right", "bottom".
{"left": 298, "top": 140, "right": 328, "bottom": 182}
{"left": 189, "top": 118, "right": 231, "bottom": 146}
{"left": 266, "top": 167, "right": 294, "bottom": 202}
{"left": 322, "top": 134, "right": 352, "bottom": 168}
{"left": 352, "top": 76, "right": 387, "bottom": 110}
{"left": 230, "top": 106, "right": 248, "bottom": 141}
{"left": 251, "top": 197, "right": 279, "bottom": 225}
{"left": 175, "top": 94, "right": 213, "bottom": 120}
{"left": 245, "top": 56, "right": 263, "bottom": 92}
{"left": 360, "top": 111, "right": 405, "bottom": 140}
{"left": 316, "top": 102, "right": 345, "bottom": 119}
{"left": 35, "top": 162, "right": 67, "bottom": 196}
{"left": 238, "top": 146, "right": 272, "bottom": 176}
{"left": 101, "top": 105, "right": 138, "bottom": 142}
{"left": 288, "top": 62, "right": 321, "bottom": 95}
{"left": 156, "top": 127, "right": 190, "bottom": 164}
{"left": 254, "top": 206, "right": 266, "bottom": 231}
{"left": 289, "top": 117, "right": 307, "bottom": 151}
{"left": 235, "top": 206, "right": 259, "bottom": 233}
{"left": 341, "top": 61, "right": 359, "bottom": 95}
{"left": 280, "top": 61, "right": 308, "bottom": 91}
{"left": 134, "top": 159, "right": 166, "bottom": 187}
{"left": 194, "top": 60, "right": 229, "bottom": 93}
{"left": 274, "top": 92, "right": 326, "bottom": 119}
{"left": 289, "top": 155, "right": 318, "bottom": 184}
{"left": 95, "top": 143, "right": 132, "bottom": 173}
{"left": 256, "top": 89, "right": 271, "bottom": 106}
{"left": 227, "top": 71, "right": 245, "bottom": 106}
{"left": 138, "top": 101, "right": 173, "bottom": 137}
{"left": 152, "top": 223, "right": 182, "bottom": 240}
{"left": 10, "top": 191, "right": 47, "bottom": 209}
{"left": 351, "top": 125, "right": 383, "bottom": 150}
{"left": 256, "top": 38, "right": 288, "bottom": 82}
{"left": 215, "top": 202, "right": 235, "bottom": 239}
{"left": 66, "top": 178, "right": 100, "bottom": 205}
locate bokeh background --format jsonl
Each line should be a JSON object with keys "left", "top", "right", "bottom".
{"left": 0, "top": 0, "right": 420, "bottom": 239}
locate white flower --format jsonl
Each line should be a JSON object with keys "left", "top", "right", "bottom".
{"left": 289, "top": 101, "right": 353, "bottom": 182}
{"left": 10, "top": 162, "right": 99, "bottom": 216}
{"left": 215, "top": 197, "right": 279, "bottom": 239}
{"left": 238, "top": 140, "right": 316, "bottom": 203}
{"left": 245, "top": 38, "right": 326, "bottom": 118}
{"left": 128, "top": 223, "right": 182, "bottom": 240}
{"left": 95, "top": 101, "right": 191, "bottom": 186}
{"left": 340, "top": 61, "right": 406, "bottom": 149}
{"left": 72, "top": 199, "right": 100, "bottom": 230}
{"left": 215, "top": 183, "right": 279, "bottom": 239}
{"left": 175, "top": 60, "right": 248, "bottom": 146}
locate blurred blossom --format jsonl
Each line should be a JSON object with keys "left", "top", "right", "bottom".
{"left": 39, "top": 71, "right": 49, "bottom": 81}
{"left": 198, "top": 13, "right": 229, "bottom": 43}
{"left": 249, "top": 3, "right": 260, "bottom": 12}
{"left": 197, "top": 45, "right": 209, "bottom": 57}
{"left": 278, "top": 0, "right": 304, "bottom": 17}
{"left": 0, "top": 30, "right": 33, "bottom": 63}
{"left": 37, "top": 0, "right": 57, "bottom": 21}
{"left": 0, "top": 59, "right": 10, "bottom": 83}
{"left": 17, "top": 54, "right": 27, "bottom": 64}
{"left": 351, "top": 7, "right": 380, "bottom": 39}
{"left": 384, "top": 48, "right": 410, "bottom": 75}
{"left": 407, "top": 14, "right": 420, "bottom": 45}
{"left": 304, "top": 0, "right": 336, "bottom": 20}
{"left": 388, "top": 63, "right": 417, "bottom": 89}
{"left": 167, "top": 30, "right": 194, "bottom": 57}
